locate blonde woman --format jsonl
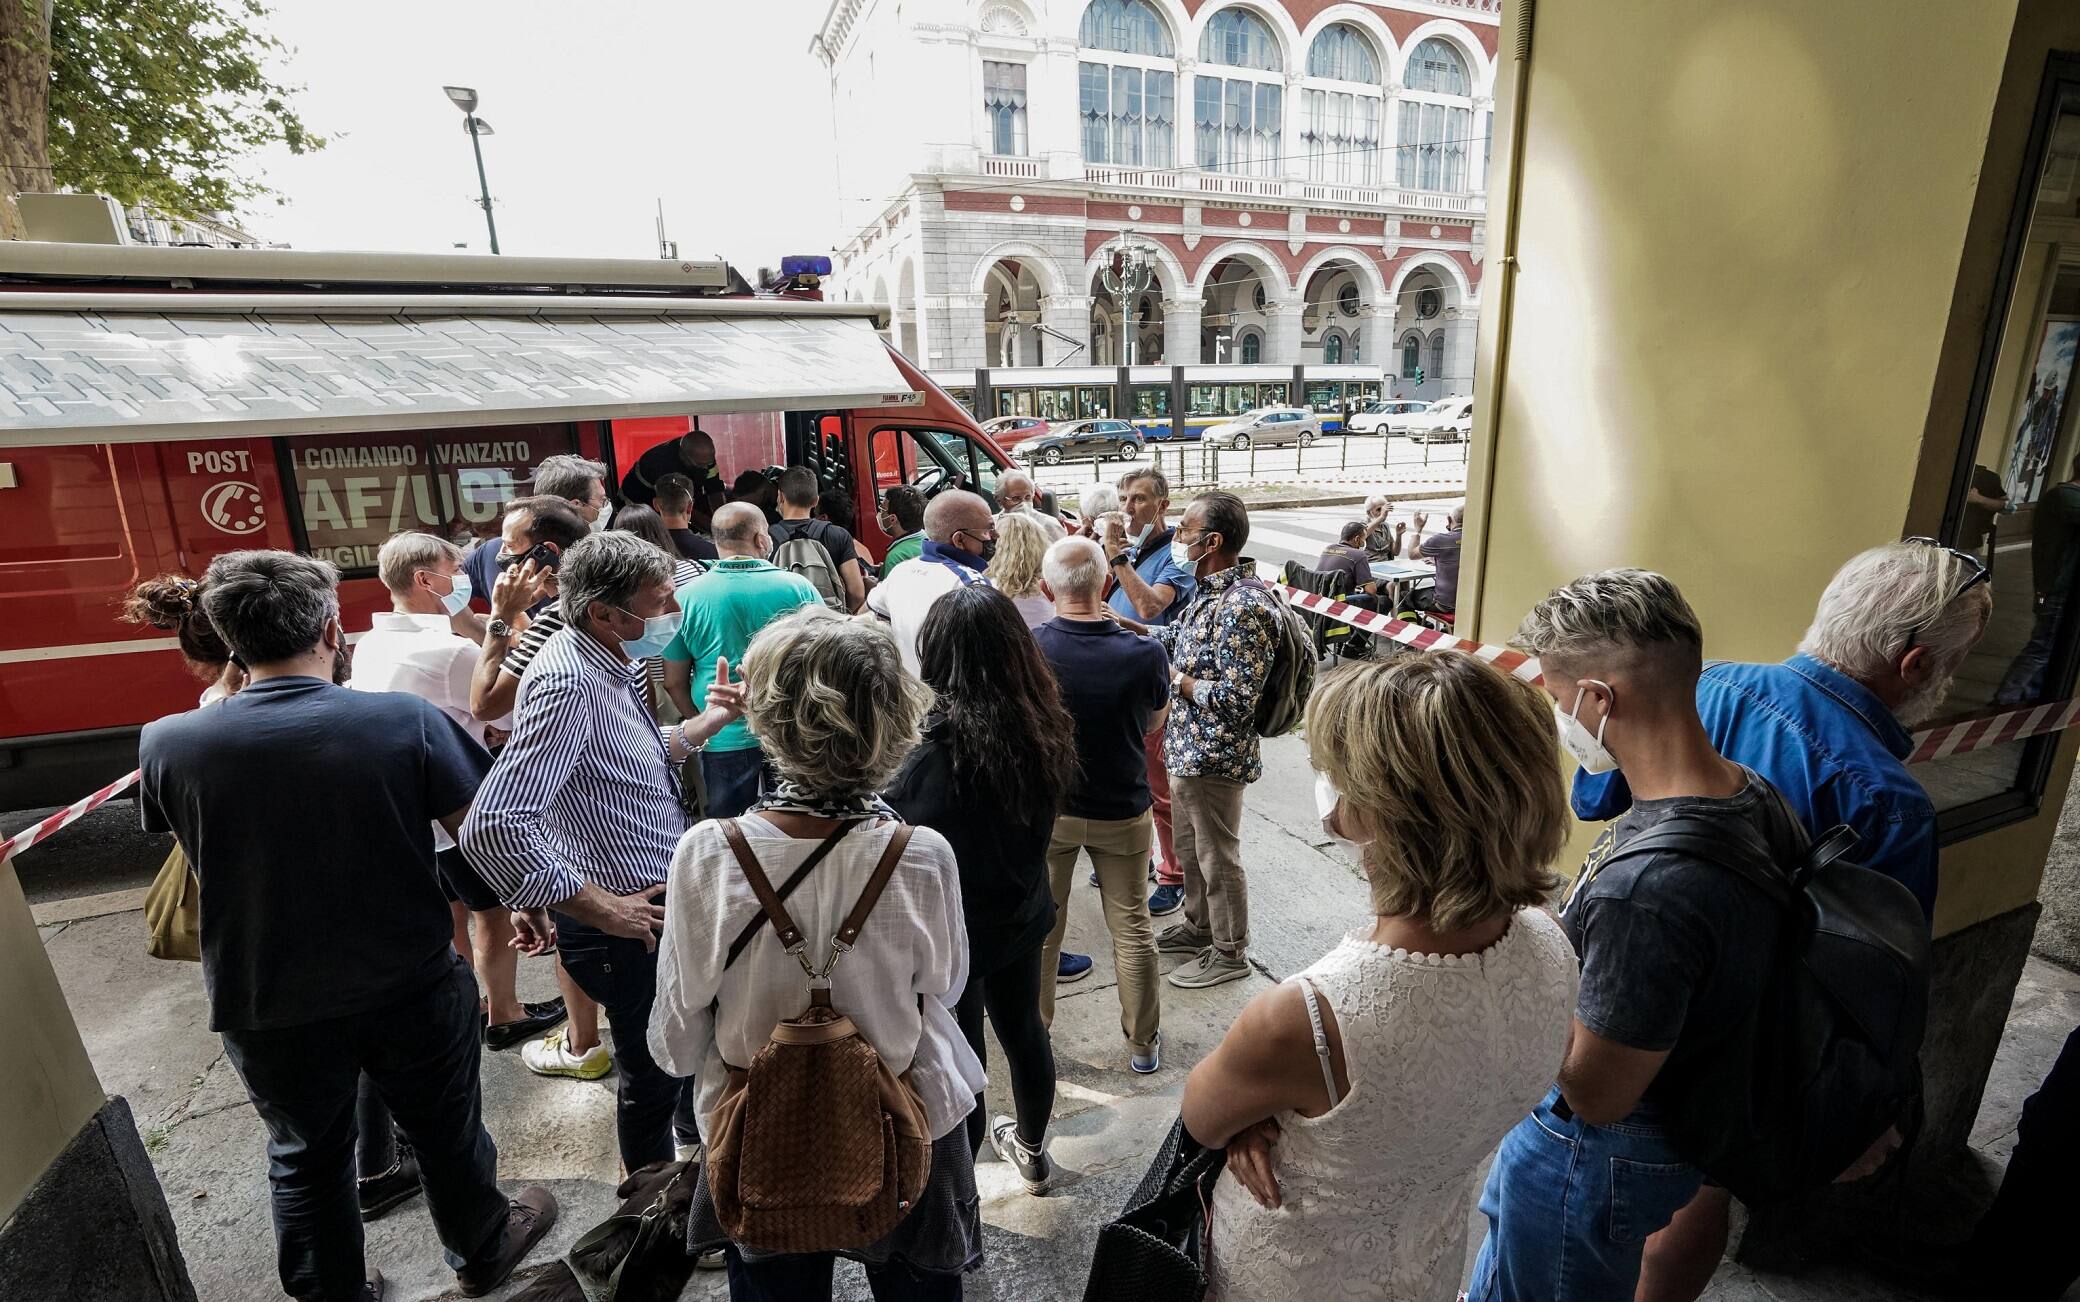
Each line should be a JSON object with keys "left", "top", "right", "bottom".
{"left": 1180, "top": 652, "right": 1579, "bottom": 1302}
{"left": 986, "top": 508, "right": 1057, "bottom": 628}
{"left": 649, "top": 607, "right": 985, "bottom": 1299}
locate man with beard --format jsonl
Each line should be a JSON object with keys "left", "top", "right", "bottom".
{"left": 1573, "top": 538, "right": 1991, "bottom": 1302}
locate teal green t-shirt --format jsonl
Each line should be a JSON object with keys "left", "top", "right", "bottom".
{"left": 662, "top": 558, "right": 822, "bottom": 751}
{"left": 879, "top": 532, "right": 924, "bottom": 578}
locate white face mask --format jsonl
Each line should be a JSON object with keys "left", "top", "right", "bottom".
{"left": 1554, "top": 684, "right": 1619, "bottom": 775}
{"left": 435, "top": 571, "right": 473, "bottom": 617}
{"left": 1169, "top": 534, "right": 1199, "bottom": 571}
{"left": 615, "top": 608, "right": 679, "bottom": 660}
{"left": 1131, "top": 521, "right": 1154, "bottom": 548}
{"left": 1314, "top": 771, "right": 1357, "bottom": 846}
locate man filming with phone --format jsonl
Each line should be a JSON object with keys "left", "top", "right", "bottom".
{"left": 468, "top": 496, "right": 591, "bottom": 724}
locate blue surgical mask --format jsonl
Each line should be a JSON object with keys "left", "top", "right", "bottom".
{"left": 616, "top": 607, "right": 678, "bottom": 660}
{"left": 437, "top": 572, "right": 473, "bottom": 617}
{"left": 1169, "top": 534, "right": 1199, "bottom": 570}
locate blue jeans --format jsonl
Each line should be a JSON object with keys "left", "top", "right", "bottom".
{"left": 1995, "top": 591, "right": 2067, "bottom": 705}
{"left": 1468, "top": 1087, "right": 1704, "bottom": 1302}
{"left": 722, "top": 1246, "right": 961, "bottom": 1301}
{"left": 554, "top": 909, "right": 692, "bottom": 1172}
{"left": 702, "top": 745, "right": 769, "bottom": 820}
{"left": 219, "top": 958, "right": 508, "bottom": 1301}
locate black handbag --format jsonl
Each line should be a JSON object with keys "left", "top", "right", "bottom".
{"left": 1082, "top": 1116, "right": 1228, "bottom": 1302}
{"left": 508, "top": 1160, "right": 696, "bottom": 1302}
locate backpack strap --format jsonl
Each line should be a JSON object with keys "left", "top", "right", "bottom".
{"left": 718, "top": 818, "right": 861, "bottom": 966}
{"left": 1594, "top": 811, "right": 1860, "bottom": 912}
{"left": 834, "top": 824, "right": 915, "bottom": 949}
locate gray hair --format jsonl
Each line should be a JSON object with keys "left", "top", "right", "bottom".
{"left": 1798, "top": 542, "right": 1991, "bottom": 681}
{"left": 709, "top": 501, "right": 767, "bottom": 552}
{"left": 998, "top": 469, "right": 1037, "bottom": 499}
{"left": 1364, "top": 494, "right": 1388, "bottom": 515}
{"left": 533, "top": 454, "right": 608, "bottom": 503}
{"left": 558, "top": 531, "right": 673, "bottom": 626}
{"left": 1118, "top": 465, "right": 1169, "bottom": 501}
{"left": 1515, "top": 568, "right": 1703, "bottom": 674}
{"left": 200, "top": 549, "right": 340, "bottom": 665}
{"left": 1080, "top": 483, "right": 1120, "bottom": 519}
{"left": 376, "top": 531, "right": 464, "bottom": 596}
{"left": 923, "top": 489, "right": 991, "bottom": 543}
{"left": 742, "top": 606, "right": 934, "bottom": 797}
{"left": 1043, "top": 536, "right": 1107, "bottom": 600}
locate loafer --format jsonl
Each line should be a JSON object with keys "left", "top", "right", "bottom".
{"left": 1156, "top": 922, "right": 1212, "bottom": 955}
{"left": 484, "top": 998, "right": 568, "bottom": 1051}
{"left": 1167, "top": 950, "right": 1252, "bottom": 989}
{"left": 1057, "top": 951, "right": 1094, "bottom": 983}
{"left": 357, "top": 1144, "right": 421, "bottom": 1222}
{"left": 455, "top": 1186, "right": 559, "bottom": 1297}
{"left": 1147, "top": 884, "right": 1184, "bottom": 916}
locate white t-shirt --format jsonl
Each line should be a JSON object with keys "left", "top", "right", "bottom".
{"left": 348, "top": 611, "right": 504, "bottom": 850}
{"left": 865, "top": 554, "right": 988, "bottom": 677}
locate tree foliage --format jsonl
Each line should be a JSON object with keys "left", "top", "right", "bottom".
{"left": 40, "top": 0, "right": 322, "bottom": 218}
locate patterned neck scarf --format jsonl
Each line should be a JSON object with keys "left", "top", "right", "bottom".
{"left": 751, "top": 776, "right": 897, "bottom": 822}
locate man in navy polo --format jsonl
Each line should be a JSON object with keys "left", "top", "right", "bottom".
{"left": 1579, "top": 538, "right": 1991, "bottom": 1302}
{"left": 1103, "top": 467, "right": 1198, "bottom": 917}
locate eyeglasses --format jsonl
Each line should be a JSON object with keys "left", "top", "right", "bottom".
{"left": 1901, "top": 536, "right": 1991, "bottom": 648}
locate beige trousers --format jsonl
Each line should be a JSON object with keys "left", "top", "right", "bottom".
{"left": 1040, "top": 810, "right": 1160, "bottom": 1053}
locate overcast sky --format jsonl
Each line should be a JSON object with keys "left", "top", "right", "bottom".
{"left": 242, "top": 0, "right": 838, "bottom": 276}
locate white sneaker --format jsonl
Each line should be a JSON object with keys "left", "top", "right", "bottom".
{"left": 521, "top": 1027, "right": 612, "bottom": 1080}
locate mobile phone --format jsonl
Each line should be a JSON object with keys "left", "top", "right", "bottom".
{"left": 498, "top": 541, "right": 560, "bottom": 572}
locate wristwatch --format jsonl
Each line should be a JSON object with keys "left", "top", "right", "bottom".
{"left": 487, "top": 618, "right": 515, "bottom": 639}
{"left": 1111, "top": 552, "right": 1133, "bottom": 568}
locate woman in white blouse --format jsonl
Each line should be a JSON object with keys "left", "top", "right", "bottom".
{"left": 649, "top": 606, "right": 984, "bottom": 1301}
{"left": 1180, "top": 652, "right": 1580, "bottom": 1302}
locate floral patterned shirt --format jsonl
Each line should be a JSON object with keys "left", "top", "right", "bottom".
{"left": 1157, "top": 563, "right": 1282, "bottom": 783}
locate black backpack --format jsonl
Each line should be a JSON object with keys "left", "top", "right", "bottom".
{"left": 1597, "top": 804, "right": 1930, "bottom": 1205}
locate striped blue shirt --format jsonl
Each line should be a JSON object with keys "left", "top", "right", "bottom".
{"left": 462, "top": 623, "right": 688, "bottom": 909}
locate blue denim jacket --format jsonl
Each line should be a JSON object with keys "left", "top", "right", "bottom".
{"left": 1571, "top": 654, "right": 1938, "bottom": 919}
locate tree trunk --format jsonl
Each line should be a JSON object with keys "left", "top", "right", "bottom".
{"left": 0, "top": 0, "right": 55, "bottom": 239}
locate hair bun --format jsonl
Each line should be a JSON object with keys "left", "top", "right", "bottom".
{"left": 122, "top": 575, "right": 202, "bottom": 629}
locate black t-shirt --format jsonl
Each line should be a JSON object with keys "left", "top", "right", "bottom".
{"left": 1561, "top": 769, "right": 1803, "bottom": 1116}
{"left": 621, "top": 442, "right": 727, "bottom": 509}
{"left": 139, "top": 677, "right": 492, "bottom": 1031}
{"left": 668, "top": 527, "right": 719, "bottom": 563}
{"left": 1315, "top": 543, "right": 1372, "bottom": 592}
{"left": 884, "top": 719, "right": 1056, "bottom": 962}
{"left": 769, "top": 517, "right": 859, "bottom": 573}
{"left": 1959, "top": 466, "right": 2007, "bottom": 549}
{"left": 2031, "top": 481, "right": 2080, "bottom": 595}
{"left": 1033, "top": 617, "right": 1170, "bottom": 820}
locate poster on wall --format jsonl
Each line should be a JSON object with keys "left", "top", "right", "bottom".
{"left": 2007, "top": 316, "right": 2080, "bottom": 503}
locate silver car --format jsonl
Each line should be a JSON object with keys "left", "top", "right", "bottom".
{"left": 1204, "top": 406, "right": 1323, "bottom": 450}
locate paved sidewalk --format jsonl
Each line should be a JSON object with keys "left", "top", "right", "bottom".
{"left": 38, "top": 734, "right": 2080, "bottom": 1300}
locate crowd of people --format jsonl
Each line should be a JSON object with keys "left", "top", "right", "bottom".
{"left": 125, "top": 441, "right": 2080, "bottom": 1302}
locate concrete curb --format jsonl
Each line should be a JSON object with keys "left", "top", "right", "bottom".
{"left": 1241, "top": 487, "right": 1468, "bottom": 511}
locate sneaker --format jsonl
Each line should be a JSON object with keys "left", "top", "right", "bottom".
{"left": 989, "top": 1114, "right": 1053, "bottom": 1194}
{"left": 455, "top": 1186, "right": 560, "bottom": 1297}
{"left": 1147, "top": 884, "right": 1184, "bottom": 916}
{"left": 1088, "top": 868, "right": 1098, "bottom": 886}
{"left": 1057, "top": 951, "right": 1094, "bottom": 983}
{"left": 1167, "top": 950, "right": 1252, "bottom": 989}
{"left": 1156, "top": 922, "right": 1212, "bottom": 956}
{"left": 522, "top": 1026, "right": 612, "bottom": 1080}
{"left": 357, "top": 1144, "right": 421, "bottom": 1222}
{"left": 1131, "top": 1033, "right": 1162, "bottom": 1074}
{"left": 484, "top": 997, "right": 568, "bottom": 1051}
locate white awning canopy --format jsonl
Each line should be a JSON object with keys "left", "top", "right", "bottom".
{"left": 0, "top": 296, "right": 918, "bottom": 447}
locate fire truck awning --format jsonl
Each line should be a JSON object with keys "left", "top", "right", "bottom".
{"left": 0, "top": 298, "right": 918, "bottom": 447}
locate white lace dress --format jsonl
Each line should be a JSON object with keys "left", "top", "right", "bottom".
{"left": 1205, "top": 909, "right": 1578, "bottom": 1302}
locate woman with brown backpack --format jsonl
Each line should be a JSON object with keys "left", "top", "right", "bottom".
{"left": 648, "top": 606, "right": 986, "bottom": 1300}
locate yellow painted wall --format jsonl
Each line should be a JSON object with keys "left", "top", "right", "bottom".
{"left": 1462, "top": 0, "right": 2080, "bottom": 931}
{"left": 0, "top": 866, "right": 103, "bottom": 1222}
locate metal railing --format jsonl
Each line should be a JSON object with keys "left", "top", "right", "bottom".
{"left": 1023, "top": 430, "right": 1473, "bottom": 498}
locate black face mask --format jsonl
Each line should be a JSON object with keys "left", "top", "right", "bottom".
{"left": 330, "top": 639, "right": 351, "bottom": 685}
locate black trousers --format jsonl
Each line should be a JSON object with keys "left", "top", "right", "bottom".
{"left": 219, "top": 957, "right": 507, "bottom": 1302}
{"left": 954, "top": 936, "right": 1056, "bottom": 1153}
{"left": 1970, "top": 1022, "right": 2080, "bottom": 1300}
{"left": 554, "top": 907, "right": 694, "bottom": 1171}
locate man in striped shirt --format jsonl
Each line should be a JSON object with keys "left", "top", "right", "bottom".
{"left": 463, "top": 532, "right": 745, "bottom": 1172}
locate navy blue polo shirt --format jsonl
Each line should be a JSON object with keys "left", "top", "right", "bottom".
{"left": 1034, "top": 616, "right": 1171, "bottom": 820}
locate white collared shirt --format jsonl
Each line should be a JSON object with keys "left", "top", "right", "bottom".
{"left": 349, "top": 611, "right": 505, "bottom": 850}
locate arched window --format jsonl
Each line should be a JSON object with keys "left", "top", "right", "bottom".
{"left": 1430, "top": 331, "right": 1446, "bottom": 380}
{"left": 1195, "top": 8, "right": 1282, "bottom": 176}
{"left": 1079, "top": 0, "right": 1177, "bottom": 168}
{"left": 1401, "top": 331, "right": 1423, "bottom": 378}
{"left": 984, "top": 61, "right": 1029, "bottom": 156}
{"left": 1302, "top": 24, "right": 1382, "bottom": 184}
{"left": 1397, "top": 37, "right": 1474, "bottom": 192}
{"left": 1239, "top": 330, "right": 1262, "bottom": 364}
{"left": 1350, "top": 329, "right": 1360, "bottom": 363}
{"left": 1322, "top": 331, "right": 1344, "bottom": 364}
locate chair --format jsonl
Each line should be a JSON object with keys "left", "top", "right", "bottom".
{"left": 1281, "top": 561, "right": 1370, "bottom": 662}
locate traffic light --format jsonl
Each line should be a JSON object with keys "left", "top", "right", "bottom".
{"left": 1413, "top": 367, "right": 1426, "bottom": 386}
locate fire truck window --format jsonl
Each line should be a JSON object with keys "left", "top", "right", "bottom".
{"left": 0, "top": 446, "right": 128, "bottom": 564}
{"left": 283, "top": 425, "right": 574, "bottom": 573}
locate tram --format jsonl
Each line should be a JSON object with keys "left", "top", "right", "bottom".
{"left": 927, "top": 363, "right": 1396, "bottom": 440}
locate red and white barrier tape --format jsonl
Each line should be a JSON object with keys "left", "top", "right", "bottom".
{"left": 1271, "top": 582, "right": 2080, "bottom": 767}
{"left": 0, "top": 768, "right": 139, "bottom": 863}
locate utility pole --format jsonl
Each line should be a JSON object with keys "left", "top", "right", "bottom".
{"left": 442, "top": 86, "right": 500, "bottom": 254}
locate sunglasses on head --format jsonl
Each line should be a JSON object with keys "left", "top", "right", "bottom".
{"left": 1900, "top": 536, "right": 1990, "bottom": 649}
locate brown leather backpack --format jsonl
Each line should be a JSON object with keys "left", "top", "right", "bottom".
{"left": 705, "top": 819, "right": 934, "bottom": 1254}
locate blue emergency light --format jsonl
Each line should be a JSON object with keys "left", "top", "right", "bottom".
{"left": 780, "top": 255, "right": 833, "bottom": 278}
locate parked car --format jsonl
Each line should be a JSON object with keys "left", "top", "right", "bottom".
{"left": 1017, "top": 417, "right": 1145, "bottom": 464}
{"left": 1398, "top": 396, "right": 1476, "bottom": 443}
{"left": 982, "top": 414, "right": 1051, "bottom": 446}
{"left": 1204, "top": 407, "right": 1323, "bottom": 450}
{"left": 1344, "top": 399, "right": 1431, "bottom": 435}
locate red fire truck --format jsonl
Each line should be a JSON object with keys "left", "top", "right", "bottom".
{"left": 0, "top": 244, "right": 1013, "bottom": 809}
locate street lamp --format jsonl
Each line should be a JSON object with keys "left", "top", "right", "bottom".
{"left": 1100, "top": 231, "right": 1156, "bottom": 366}
{"left": 442, "top": 85, "right": 500, "bottom": 254}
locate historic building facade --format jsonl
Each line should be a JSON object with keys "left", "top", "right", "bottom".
{"left": 815, "top": 0, "right": 1497, "bottom": 399}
